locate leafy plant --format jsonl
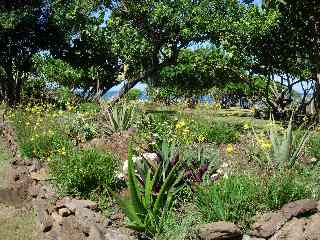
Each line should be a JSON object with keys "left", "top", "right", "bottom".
{"left": 196, "top": 174, "right": 262, "bottom": 229}
{"left": 306, "top": 132, "right": 320, "bottom": 160}
{"left": 254, "top": 116, "right": 312, "bottom": 168}
{"left": 117, "top": 143, "right": 185, "bottom": 237}
{"left": 264, "top": 169, "right": 316, "bottom": 210}
{"left": 192, "top": 121, "right": 241, "bottom": 144}
{"left": 49, "top": 148, "right": 119, "bottom": 196}
{"left": 196, "top": 169, "right": 317, "bottom": 230}
{"left": 101, "top": 103, "right": 135, "bottom": 135}
{"left": 126, "top": 88, "right": 142, "bottom": 101}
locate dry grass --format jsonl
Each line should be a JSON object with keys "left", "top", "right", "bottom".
{"left": 0, "top": 140, "right": 37, "bottom": 240}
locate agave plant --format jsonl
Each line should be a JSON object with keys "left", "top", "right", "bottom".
{"left": 255, "top": 115, "right": 313, "bottom": 168}
{"left": 116, "top": 141, "right": 185, "bottom": 237}
{"left": 101, "top": 103, "right": 135, "bottom": 135}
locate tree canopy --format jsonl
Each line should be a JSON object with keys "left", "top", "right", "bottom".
{"left": 0, "top": 0, "right": 320, "bottom": 118}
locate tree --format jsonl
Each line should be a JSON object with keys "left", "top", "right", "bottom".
{"left": 108, "top": 0, "right": 259, "bottom": 103}
{"left": 0, "top": 0, "right": 117, "bottom": 105}
{"left": 258, "top": 0, "right": 320, "bottom": 115}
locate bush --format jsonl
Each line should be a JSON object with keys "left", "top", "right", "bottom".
{"left": 49, "top": 148, "right": 119, "bottom": 196}
{"left": 21, "top": 132, "right": 72, "bottom": 159}
{"left": 126, "top": 88, "right": 142, "bottom": 101}
{"left": 196, "top": 170, "right": 317, "bottom": 229}
{"left": 196, "top": 174, "right": 262, "bottom": 229}
{"left": 264, "top": 170, "right": 316, "bottom": 210}
{"left": 193, "top": 121, "right": 241, "bottom": 144}
{"left": 307, "top": 132, "right": 320, "bottom": 160}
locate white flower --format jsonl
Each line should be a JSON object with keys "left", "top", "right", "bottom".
{"left": 217, "top": 168, "right": 224, "bottom": 175}
{"left": 132, "top": 156, "right": 142, "bottom": 164}
{"left": 122, "top": 160, "right": 128, "bottom": 173}
{"left": 221, "top": 163, "right": 229, "bottom": 168}
{"left": 116, "top": 171, "right": 125, "bottom": 179}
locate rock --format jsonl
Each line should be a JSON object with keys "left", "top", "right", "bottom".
{"left": 51, "top": 211, "right": 63, "bottom": 225}
{"left": 29, "top": 160, "right": 42, "bottom": 172}
{"left": 269, "top": 218, "right": 307, "bottom": 240}
{"left": 281, "top": 199, "right": 318, "bottom": 220}
{"left": 88, "top": 224, "right": 106, "bottom": 240}
{"left": 35, "top": 205, "right": 53, "bottom": 232}
{"left": 250, "top": 212, "right": 287, "bottom": 238}
{"left": 304, "top": 213, "right": 320, "bottom": 240}
{"left": 31, "top": 168, "right": 50, "bottom": 181}
{"left": 104, "top": 229, "right": 134, "bottom": 240}
{"left": 59, "top": 207, "right": 72, "bottom": 217}
{"left": 142, "top": 152, "right": 160, "bottom": 163}
{"left": 28, "top": 183, "right": 41, "bottom": 198}
{"left": 198, "top": 221, "right": 243, "bottom": 240}
{"left": 242, "top": 236, "right": 265, "bottom": 240}
{"left": 65, "top": 199, "right": 98, "bottom": 212}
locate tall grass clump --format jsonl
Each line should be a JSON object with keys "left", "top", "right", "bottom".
{"left": 49, "top": 148, "right": 119, "bottom": 196}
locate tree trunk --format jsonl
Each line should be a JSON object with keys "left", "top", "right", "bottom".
{"left": 314, "top": 65, "right": 320, "bottom": 120}
{"left": 110, "top": 78, "right": 141, "bottom": 105}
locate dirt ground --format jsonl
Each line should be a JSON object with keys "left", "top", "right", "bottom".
{"left": 0, "top": 140, "right": 37, "bottom": 240}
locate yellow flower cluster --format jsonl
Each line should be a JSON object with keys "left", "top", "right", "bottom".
{"left": 57, "top": 147, "right": 66, "bottom": 156}
{"left": 257, "top": 136, "right": 272, "bottom": 151}
{"left": 175, "top": 120, "right": 186, "bottom": 130}
{"left": 226, "top": 144, "right": 234, "bottom": 154}
{"left": 213, "top": 103, "right": 221, "bottom": 111}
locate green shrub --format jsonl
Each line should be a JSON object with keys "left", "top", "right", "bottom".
{"left": 100, "top": 103, "right": 135, "bottom": 135}
{"left": 117, "top": 144, "right": 185, "bottom": 237}
{"left": 193, "top": 121, "right": 241, "bottom": 144}
{"left": 196, "top": 170, "right": 318, "bottom": 229}
{"left": 264, "top": 170, "right": 316, "bottom": 210}
{"left": 196, "top": 174, "right": 262, "bottom": 229}
{"left": 307, "top": 132, "right": 320, "bottom": 160}
{"left": 49, "top": 149, "right": 119, "bottom": 196}
{"left": 126, "top": 88, "right": 142, "bottom": 101}
{"left": 77, "top": 102, "right": 101, "bottom": 113}
{"left": 21, "top": 132, "right": 72, "bottom": 159}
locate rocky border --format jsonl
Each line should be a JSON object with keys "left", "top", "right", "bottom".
{"left": 0, "top": 110, "right": 135, "bottom": 240}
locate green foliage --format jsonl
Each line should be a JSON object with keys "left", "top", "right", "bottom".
{"left": 77, "top": 102, "right": 101, "bottom": 113}
{"left": 154, "top": 209, "right": 200, "bottom": 240}
{"left": 53, "top": 87, "right": 77, "bottom": 109}
{"left": 264, "top": 170, "right": 315, "bottom": 210}
{"left": 49, "top": 148, "right": 119, "bottom": 196}
{"left": 307, "top": 132, "right": 320, "bottom": 160}
{"left": 196, "top": 169, "right": 317, "bottom": 229}
{"left": 126, "top": 89, "right": 142, "bottom": 101}
{"left": 206, "top": 122, "right": 241, "bottom": 144}
{"left": 66, "top": 113, "right": 97, "bottom": 143}
{"left": 196, "top": 174, "right": 262, "bottom": 228}
{"left": 21, "top": 77, "right": 47, "bottom": 102}
{"left": 192, "top": 121, "right": 241, "bottom": 144}
{"left": 9, "top": 105, "right": 73, "bottom": 159}
{"left": 117, "top": 144, "right": 184, "bottom": 237}
{"left": 21, "top": 132, "right": 72, "bottom": 160}
{"left": 100, "top": 103, "right": 135, "bottom": 135}
{"left": 253, "top": 117, "right": 312, "bottom": 168}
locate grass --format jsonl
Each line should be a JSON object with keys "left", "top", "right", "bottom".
{"left": 0, "top": 139, "right": 37, "bottom": 240}
{"left": 0, "top": 206, "right": 37, "bottom": 240}
{"left": 0, "top": 142, "right": 10, "bottom": 188}
{"left": 196, "top": 168, "right": 319, "bottom": 230}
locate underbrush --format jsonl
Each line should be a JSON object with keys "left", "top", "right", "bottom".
{"left": 196, "top": 167, "right": 319, "bottom": 230}
{"left": 8, "top": 103, "right": 120, "bottom": 198}
{"left": 6, "top": 101, "right": 320, "bottom": 239}
{"left": 49, "top": 148, "right": 119, "bottom": 196}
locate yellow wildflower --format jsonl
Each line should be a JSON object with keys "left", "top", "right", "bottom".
{"left": 243, "top": 123, "right": 250, "bottom": 130}
{"left": 226, "top": 144, "right": 234, "bottom": 154}
{"left": 197, "top": 134, "right": 206, "bottom": 143}
{"left": 176, "top": 120, "right": 186, "bottom": 129}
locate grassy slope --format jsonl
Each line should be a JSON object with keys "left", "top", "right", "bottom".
{"left": 0, "top": 140, "right": 37, "bottom": 240}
